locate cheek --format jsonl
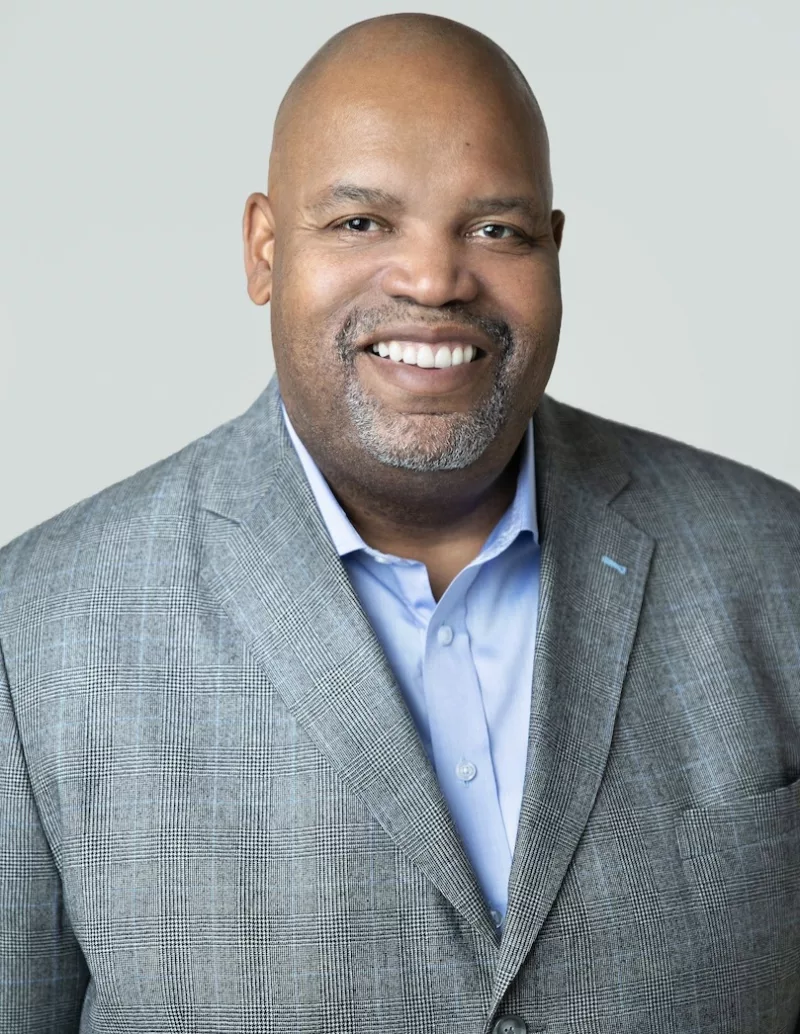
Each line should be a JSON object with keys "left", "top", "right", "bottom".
{"left": 488, "top": 259, "right": 562, "bottom": 331}
{"left": 276, "top": 242, "right": 372, "bottom": 322}
{"left": 270, "top": 247, "right": 366, "bottom": 405}
{"left": 492, "top": 262, "right": 562, "bottom": 390}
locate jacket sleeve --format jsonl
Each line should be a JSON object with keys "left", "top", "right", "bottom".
{"left": 0, "top": 636, "right": 89, "bottom": 1032}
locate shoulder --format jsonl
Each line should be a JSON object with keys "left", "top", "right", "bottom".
{"left": 539, "top": 395, "right": 800, "bottom": 568}
{"left": 0, "top": 384, "right": 281, "bottom": 622}
{"left": 542, "top": 393, "right": 800, "bottom": 517}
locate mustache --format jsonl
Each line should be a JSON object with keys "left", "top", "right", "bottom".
{"left": 334, "top": 307, "right": 515, "bottom": 363}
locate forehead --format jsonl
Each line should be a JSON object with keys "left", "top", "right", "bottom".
{"left": 280, "top": 69, "right": 546, "bottom": 207}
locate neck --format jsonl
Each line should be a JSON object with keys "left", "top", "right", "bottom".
{"left": 319, "top": 443, "right": 524, "bottom": 599}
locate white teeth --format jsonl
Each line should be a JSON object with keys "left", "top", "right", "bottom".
{"left": 416, "top": 344, "right": 435, "bottom": 368}
{"left": 370, "top": 340, "right": 480, "bottom": 365}
{"left": 434, "top": 346, "right": 452, "bottom": 369}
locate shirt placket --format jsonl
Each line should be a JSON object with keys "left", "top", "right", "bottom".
{"left": 421, "top": 566, "right": 513, "bottom": 920}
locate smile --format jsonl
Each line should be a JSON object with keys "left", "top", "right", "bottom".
{"left": 369, "top": 341, "right": 480, "bottom": 367}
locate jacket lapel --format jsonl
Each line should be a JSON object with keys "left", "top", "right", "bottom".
{"left": 198, "top": 378, "right": 493, "bottom": 941}
{"left": 491, "top": 396, "right": 656, "bottom": 1007}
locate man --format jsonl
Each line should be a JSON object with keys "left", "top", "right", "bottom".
{"left": 1, "top": 12, "right": 799, "bottom": 1033}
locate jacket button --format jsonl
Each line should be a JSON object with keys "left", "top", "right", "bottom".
{"left": 492, "top": 1017, "right": 527, "bottom": 1034}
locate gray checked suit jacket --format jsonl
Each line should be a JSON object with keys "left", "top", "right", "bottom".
{"left": 2, "top": 376, "right": 800, "bottom": 1034}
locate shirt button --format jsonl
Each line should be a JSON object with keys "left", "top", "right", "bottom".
{"left": 492, "top": 1017, "right": 527, "bottom": 1034}
{"left": 436, "top": 624, "right": 454, "bottom": 646}
{"left": 489, "top": 909, "right": 504, "bottom": 929}
{"left": 455, "top": 760, "right": 477, "bottom": 782}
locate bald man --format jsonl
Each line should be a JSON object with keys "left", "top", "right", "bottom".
{"left": 2, "top": 14, "right": 799, "bottom": 1034}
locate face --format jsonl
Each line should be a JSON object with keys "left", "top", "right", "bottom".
{"left": 245, "top": 59, "right": 564, "bottom": 484}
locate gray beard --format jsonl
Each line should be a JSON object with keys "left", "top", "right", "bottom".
{"left": 343, "top": 368, "right": 511, "bottom": 472}
{"left": 334, "top": 307, "right": 518, "bottom": 472}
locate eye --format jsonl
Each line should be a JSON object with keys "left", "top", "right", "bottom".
{"left": 336, "top": 217, "right": 382, "bottom": 233}
{"left": 470, "top": 223, "right": 520, "bottom": 240}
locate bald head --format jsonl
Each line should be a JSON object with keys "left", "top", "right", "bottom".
{"left": 269, "top": 14, "right": 552, "bottom": 208}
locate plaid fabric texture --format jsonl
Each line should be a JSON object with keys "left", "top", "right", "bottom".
{"left": 2, "top": 375, "right": 800, "bottom": 1033}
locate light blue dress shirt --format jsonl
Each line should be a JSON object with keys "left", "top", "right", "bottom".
{"left": 282, "top": 404, "right": 540, "bottom": 925}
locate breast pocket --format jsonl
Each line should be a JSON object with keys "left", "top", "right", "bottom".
{"left": 675, "top": 777, "right": 800, "bottom": 1030}
{"left": 676, "top": 776, "right": 800, "bottom": 861}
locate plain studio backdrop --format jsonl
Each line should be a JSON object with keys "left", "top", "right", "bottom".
{"left": 1, "top": 0, "right": 798, "bottom": 548}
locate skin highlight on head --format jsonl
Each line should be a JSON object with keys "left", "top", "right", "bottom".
{"left": 243, "top": 14, "right": 565, "bottom": 597}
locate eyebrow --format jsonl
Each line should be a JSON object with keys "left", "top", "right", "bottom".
{"left": 462, "top": 196, "right": 543, "bottom": 222}
{"left": 308, "top": 182, "right": 543, "bottom": 222}
{"left": 308, "top": 183, "right": 404, "bottom": 215}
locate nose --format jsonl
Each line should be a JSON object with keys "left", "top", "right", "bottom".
{"left": 379, "top": 229, "right": 479, "bottom": 308}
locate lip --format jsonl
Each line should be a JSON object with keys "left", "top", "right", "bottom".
{"left": 358, "top": 323, "right": 492, "bottom": 356}
{"left": 359, "top": 348, "right": 487, "bottom": 397}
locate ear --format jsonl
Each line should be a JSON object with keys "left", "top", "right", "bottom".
{"left": 551, "top": 209, "right": 565, "bottom": 251}
{"left": 243, "top": 192, "right": 276, "bottom": 305}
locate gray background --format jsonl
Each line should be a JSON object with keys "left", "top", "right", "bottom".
{"left": 1, "top": 0, "right": 798, "bottom": 548}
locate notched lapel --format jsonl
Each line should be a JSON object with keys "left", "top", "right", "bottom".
{"left": 491, "top": 397, "right": 656, "bottom": 1006}
{"left": 198, "top": 381, "right": 493, "bottom": 941}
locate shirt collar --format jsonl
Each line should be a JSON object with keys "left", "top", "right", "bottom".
{"left": 281, "top": 401, "right": 539, "bottom": 559}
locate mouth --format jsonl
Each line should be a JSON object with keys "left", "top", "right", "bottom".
{"left": 358, "top": 337, "right": 490, "bottom": 399}
{"left": 351, "top": 322, "right": 498, "bottom": 399}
